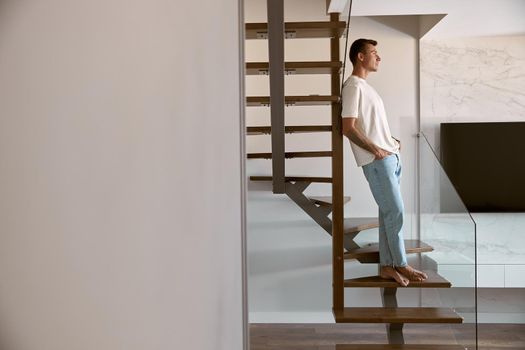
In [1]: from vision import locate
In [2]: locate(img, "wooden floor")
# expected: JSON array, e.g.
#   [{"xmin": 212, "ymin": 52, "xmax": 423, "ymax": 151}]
[{"xmin": 250, "ymin": 323, "xmax": 525, "ymax": 350}]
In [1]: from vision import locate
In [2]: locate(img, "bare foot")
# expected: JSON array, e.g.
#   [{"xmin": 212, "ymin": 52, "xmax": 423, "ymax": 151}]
[
  {"xmin": 380, "ymin": 266, "xmax": 409, "ymax": 287},
  {"xmin": 396, "ymin": 265, "xmax": 428, "ymax": 282}
]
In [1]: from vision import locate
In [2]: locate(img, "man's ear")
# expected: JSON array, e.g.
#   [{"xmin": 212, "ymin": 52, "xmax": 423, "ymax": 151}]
[{"xmin": 357, "ymin": 52, "xmax": 364, "ymax": 62}]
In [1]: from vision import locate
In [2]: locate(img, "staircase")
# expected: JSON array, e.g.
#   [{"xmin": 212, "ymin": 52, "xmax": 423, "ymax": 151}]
[{"xmin": 245, "ymin": 1, "xmax": 466, "ymax": 349}]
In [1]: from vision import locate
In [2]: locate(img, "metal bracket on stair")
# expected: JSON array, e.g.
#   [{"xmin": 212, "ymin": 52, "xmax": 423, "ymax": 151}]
[
  {"xmin": 315, "ymin": 205, "xmax": 332, "ymax": 217},
  {"xmin": 285, "ymin": 181, "xmax": 370, "ymax": 252},
  {"xmin": 284, "ymin": 30, "xmax": 297, "ymax": 39},
  {"xmin": 381, "ymin": 287, "xmax": 405, "ymax": 344},
  {"xmin": 285, "ymin": 181, "xmax": 333, "ymax": 234},
  {"xmin": 285, "ymin": 182, "xmax": 369, "ymax": 252},
  {"xmin": 343, "ymin": 232, "xmax": 361, "ymax": 251}
]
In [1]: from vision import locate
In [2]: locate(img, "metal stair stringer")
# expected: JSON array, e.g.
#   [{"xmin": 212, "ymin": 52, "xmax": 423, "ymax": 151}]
[
  {"xmin": 382, "ymin": 287, "xmax": 405, "ymax": 344},
  {"xmin": 285, "ymin": 181, "xmax": 332, "ymax": 234},
  {"xmin": 285, "ymin": 181, "xmax": 367, "ymax": 252}
]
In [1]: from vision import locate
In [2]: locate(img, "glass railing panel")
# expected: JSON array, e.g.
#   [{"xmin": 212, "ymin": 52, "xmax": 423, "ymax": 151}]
[{"xmin": 418, "ymin": 132, "xmax": 477, "ymax": 349}]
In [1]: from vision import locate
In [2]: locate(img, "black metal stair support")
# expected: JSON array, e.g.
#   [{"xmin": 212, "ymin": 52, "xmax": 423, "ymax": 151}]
[
  {"xmin": 266, "ymin": 0, "xmax": 285, "ymax": 193},
  {"xmin": 382, "ymin": 287, "xmax": 404, "ymax": 344}
]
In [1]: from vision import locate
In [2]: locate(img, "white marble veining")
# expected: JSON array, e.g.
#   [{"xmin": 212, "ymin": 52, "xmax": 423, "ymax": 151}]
[
  {"xmin": 471, "ymin": 213, "xmax": 525, "ymax": 265},
  {"xmin": 421, "ymin": 36, "xmax": 525, "ymax": 119},
  {"xmin": 422, "ymin": 213, "xmax": 525, "ymax": 265},
  {"xmin": 420, "ymin": 213, "xmax": 525, "ymax": 287},
  {"xmin": 420, "ymin": 36, "xmax": 525, "ymax": 150}
]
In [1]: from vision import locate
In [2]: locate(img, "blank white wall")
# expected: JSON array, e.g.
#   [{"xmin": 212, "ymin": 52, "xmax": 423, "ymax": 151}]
[{"xmin": 0, "ymin": 1, "xmax": 244, "ymax": 349}]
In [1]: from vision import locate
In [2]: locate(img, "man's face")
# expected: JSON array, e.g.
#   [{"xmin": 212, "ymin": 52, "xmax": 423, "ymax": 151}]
[{"xmin": 360, "ymin": 44, "xmax": 381, "ymax": 72}]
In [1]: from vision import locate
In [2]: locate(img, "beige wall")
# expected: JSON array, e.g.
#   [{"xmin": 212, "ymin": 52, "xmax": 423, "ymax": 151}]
[{"xmin": 0, "ymin": 1, "xmax": 245, "ymax": 349}]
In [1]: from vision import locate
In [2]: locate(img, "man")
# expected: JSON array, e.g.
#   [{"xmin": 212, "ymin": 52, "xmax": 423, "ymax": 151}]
[{"xmin": 341, "ymin": 38, "xmax": 427, "ymax": 286}]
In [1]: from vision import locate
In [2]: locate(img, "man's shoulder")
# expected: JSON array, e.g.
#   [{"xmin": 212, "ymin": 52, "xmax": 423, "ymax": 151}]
[{"xmin": 343, "ymin": 75, "xmax": 362, "ymax": 87}]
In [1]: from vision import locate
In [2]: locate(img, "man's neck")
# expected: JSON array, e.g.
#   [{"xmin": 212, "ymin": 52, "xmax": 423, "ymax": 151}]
[{"xmin": 351, "ymin": 66, "xmax": 369, "ymax": 80}]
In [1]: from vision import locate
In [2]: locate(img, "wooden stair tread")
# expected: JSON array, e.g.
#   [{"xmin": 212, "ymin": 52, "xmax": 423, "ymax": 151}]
[
  {"xmin": 250, "ymin": 176, "xmax": 332, "ymax": 183},
  {"xmin": 334, "ymin": 307, "xmax": 463, "ymax": 324},
  {"xmin": 246, "ymin": 125, "xmax": 332, "ymax": 135},
  {"xmin": 246, "ymin": 61, "xmax": 342, "ymax": 75},
  {"xmin": 245, "ymin": 21, "xmax": 346, "ymax": 39},
  {"xmin": 344, "ymin": 270, "xmax": 451, "ymax": 288},
  {"xmin": 309, "ymin": 196, "xmax": 351, "ymax": 207},
  {"xmin": 344, "ymin": 240, "xmax": 433, "ymax": 260},
  {"xmin": 344, "ymin": 217, "xmax": 379, "ymax": 234},
  {"xmin": 247, "ymin": 95, "xmax": 339, "ymax": 106},
  {"xmin": 247, "ymin": 151, "xmax": 332, "ymax": 159},
  {"xmin": 336, "ymin": 345, "xmax": 466, "ymax": 350}
]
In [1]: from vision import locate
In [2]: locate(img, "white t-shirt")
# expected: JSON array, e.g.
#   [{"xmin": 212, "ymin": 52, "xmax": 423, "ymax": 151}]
[{"xmin": 341, "ymin": 75, "xmax": 399, "ymax": 167}]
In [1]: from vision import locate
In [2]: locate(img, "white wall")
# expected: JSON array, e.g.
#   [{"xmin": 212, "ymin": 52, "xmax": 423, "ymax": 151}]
[
  {"xmin": 246, "ymin": 0, "xmax": 420, "ymax": 321},
  {"xmin": 0, "ymin": 1, "xmax": 245, "ymax": 349}
]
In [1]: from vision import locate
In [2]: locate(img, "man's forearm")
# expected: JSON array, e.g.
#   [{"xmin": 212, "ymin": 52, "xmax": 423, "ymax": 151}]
[
  {"xmin": 343, "ymin": 126, "xmax": 392, "ymax": 160},
  {"xmin": 343, "ymin": 127, "xmax": 380, "ymax": 155}
]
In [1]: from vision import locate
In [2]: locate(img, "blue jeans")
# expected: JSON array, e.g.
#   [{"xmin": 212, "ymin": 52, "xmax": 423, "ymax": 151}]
[{"xmin": 362, "ymin": 154, "xmax": 407, "ymax": 267}]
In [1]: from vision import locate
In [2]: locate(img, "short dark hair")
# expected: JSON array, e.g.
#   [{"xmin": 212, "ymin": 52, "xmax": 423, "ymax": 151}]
[{"xmin": 349, "ymin": 39, "xmax": 377, "ymax": 65}]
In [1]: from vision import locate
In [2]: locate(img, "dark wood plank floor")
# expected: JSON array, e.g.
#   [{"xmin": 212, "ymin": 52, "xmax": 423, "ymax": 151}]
[{"xmin": 250, "ymin": 323, "xmax": 525, "ymax": 350}]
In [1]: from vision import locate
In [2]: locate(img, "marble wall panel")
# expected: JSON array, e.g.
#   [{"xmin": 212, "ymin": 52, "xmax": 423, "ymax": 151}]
[{"xmin": 420, "ymin": 36, "xmax": 525, "ymax": 151}]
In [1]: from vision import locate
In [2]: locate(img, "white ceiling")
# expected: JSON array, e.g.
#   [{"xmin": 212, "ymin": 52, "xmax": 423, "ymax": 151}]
[{"xmin": 333, "ymin": 0, "xmax": 525, "ymax": 38}]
